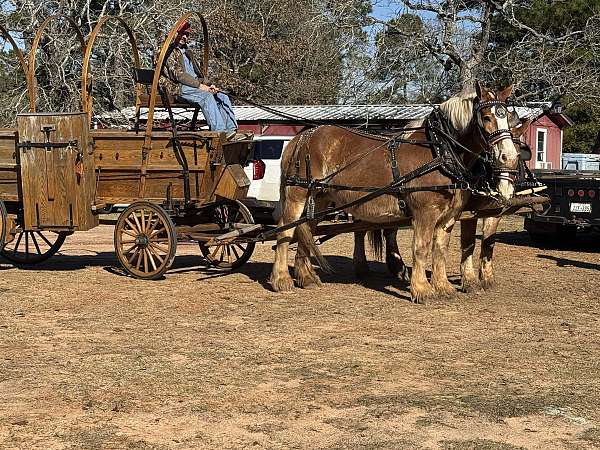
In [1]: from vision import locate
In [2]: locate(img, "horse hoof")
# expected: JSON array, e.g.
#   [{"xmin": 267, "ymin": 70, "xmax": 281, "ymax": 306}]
[
  {"xmin": 297, "ymin": 274, "xmax": 322, "ymax": 289},
  {"xmin": 270, "ymin": 274, "xmax": 295, "ymax": 292},
  {"xmin": 299, "ymin": 281, "xmax": 319, "ymax": 289},
  {"xmin": 410, "ymin": 286, "xmax": 435, "ymax": 304},
  {"xmin": 386, "ymin": 258, "xmax": 405, "ymax": 278},
  {"xmin": 480, "ymin": 277, "xmax": 496, "ymax": 291},
  {"xmin": 434, "ymin": 283, "xmax": 457, "ymax": 298},
  {"xmin": 399, "ymin": 267, "xmax": 411, "ymax": 284},
  {"xmin": 461, "ymin": 278, "xmax": 481, "ymax": 293}
]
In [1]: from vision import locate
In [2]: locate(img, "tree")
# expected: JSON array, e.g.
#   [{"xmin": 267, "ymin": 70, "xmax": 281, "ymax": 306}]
[
  {"xmin": 0, "ymin": 0, "xmax": 371, "ymax": 127},
  {"xmin": 487, "ymin": 0, "xmax": 600, "ymax": 153}
]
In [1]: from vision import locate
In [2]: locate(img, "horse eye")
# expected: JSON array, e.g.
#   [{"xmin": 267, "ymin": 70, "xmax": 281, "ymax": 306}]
[{"xmin": 483, "ymin": 115, "xmax": 492, "ymax": 123}]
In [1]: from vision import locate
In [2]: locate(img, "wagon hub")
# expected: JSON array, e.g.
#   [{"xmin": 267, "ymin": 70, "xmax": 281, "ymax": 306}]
[{"xmin": 135, "ymin": 234, "xmax": 150, "ymax": 248}]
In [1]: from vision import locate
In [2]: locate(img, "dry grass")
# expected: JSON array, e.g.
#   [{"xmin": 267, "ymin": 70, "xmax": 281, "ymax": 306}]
[{"xmin": 0, "ymin": 216, "xmax": 599, "ymax": 449}]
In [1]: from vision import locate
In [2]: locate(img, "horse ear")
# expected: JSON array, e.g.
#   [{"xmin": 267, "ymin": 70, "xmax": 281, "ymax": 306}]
[
  {"xmin": 512, "ymin": 118, "xmax": 532, "ymax": 137},
  {"xmin": 475, "ymin": 80, "xmax": 483, "ymax": 99},
  {"xmin": 498, "ymin": 84, "xmax": 514, "ymax": 102},
  {"xmin": 475, "ymin": 81, "xmax": 493, "ymax": 100}
]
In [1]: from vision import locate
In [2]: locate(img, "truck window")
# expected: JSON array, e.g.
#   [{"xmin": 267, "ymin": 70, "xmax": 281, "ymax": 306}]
[
  {"xmin": 564, "ymin": 161, "xmax": 579, "ymax": 170},
  {"xmin": 254, "ymin": 141, "xmax": 285, "ymax": 160}
]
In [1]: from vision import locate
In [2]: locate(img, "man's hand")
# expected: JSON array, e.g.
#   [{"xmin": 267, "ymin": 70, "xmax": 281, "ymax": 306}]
[{"xmin": 199, "ymin": 83, "xmax": 220, "ymax": 94}]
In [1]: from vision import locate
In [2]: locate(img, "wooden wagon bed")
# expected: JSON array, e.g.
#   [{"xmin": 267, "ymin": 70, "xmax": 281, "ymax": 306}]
[{"xmin": 0, "ymin": 127, "xmax": 253, "ymax": 207}]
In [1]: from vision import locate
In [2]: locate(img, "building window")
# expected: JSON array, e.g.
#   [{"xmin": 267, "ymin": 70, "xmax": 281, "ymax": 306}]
[{"xmin": 536, "ymin": 129, "xmax": 547, "ymax": 168}]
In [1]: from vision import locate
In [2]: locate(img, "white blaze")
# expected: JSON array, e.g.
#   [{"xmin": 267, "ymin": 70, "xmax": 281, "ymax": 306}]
[{"xmin": 492, "ymin": 106, "xmax": 518, "ymax": 200}]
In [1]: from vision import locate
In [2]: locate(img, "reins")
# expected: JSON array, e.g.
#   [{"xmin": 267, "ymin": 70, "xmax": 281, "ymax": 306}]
[{"xmin": 224, "ymin": 92, "xmax": 530, "ymax": 213}]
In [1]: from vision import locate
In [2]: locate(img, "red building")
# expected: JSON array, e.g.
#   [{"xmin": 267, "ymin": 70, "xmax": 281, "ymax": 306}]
[{"xmin": 519, "ymin": 111, "xmax": 573, "ymax": 170}]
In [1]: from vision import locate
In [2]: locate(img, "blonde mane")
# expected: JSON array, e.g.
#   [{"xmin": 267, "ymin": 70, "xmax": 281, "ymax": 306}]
[{"xmin": 438, "ymin": 91, "xmax": 477, "ymax": 134}]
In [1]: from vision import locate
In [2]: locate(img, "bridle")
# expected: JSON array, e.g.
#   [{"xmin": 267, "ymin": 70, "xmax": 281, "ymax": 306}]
[{"xmin": 474, "ymin": 99, "xmax": 518, "ymax": 184}]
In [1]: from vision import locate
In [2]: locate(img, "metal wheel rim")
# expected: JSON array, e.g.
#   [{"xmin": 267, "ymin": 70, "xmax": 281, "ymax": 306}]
[
  {"xmin": 0, "ymin": 229, "xmax": 67, "ymax": 265},
  {"xmin": 199, "ymin": 200, "xmax": 255, "ymax": 270},
  {"xmin": 114, "ymin": 202, "xmax": 177, "ymax": 279}
]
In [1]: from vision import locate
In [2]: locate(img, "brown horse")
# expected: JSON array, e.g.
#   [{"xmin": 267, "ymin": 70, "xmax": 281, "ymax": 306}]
[
  {"xmin": 270, "ymin": 83, "xmax": 520, "ymax": 302},
  {"xmin": 353, "ymin": 117, "xmax": 532, "ymax": 292}
]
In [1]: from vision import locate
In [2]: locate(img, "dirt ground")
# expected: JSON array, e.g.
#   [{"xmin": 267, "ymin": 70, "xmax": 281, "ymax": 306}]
[{"xmin": 0, "ymin": 216, "xmax": 599, "ymax": 450}]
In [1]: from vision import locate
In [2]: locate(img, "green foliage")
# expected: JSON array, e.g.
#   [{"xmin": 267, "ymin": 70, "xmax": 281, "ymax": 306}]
[
  {"xmin": 563, "ymin": 104, "xmax": 600, "ymax": 153},
  {"xmin": 489, "ymin": 0, "xmax": 600, "ymax": 153},
  {"xmin": 367, "ymin": 13, "xmax": 450, "ymax": 103},
  {"xmin": 492, "ymin": 0, "xmax": 600, "ymax": 42}
]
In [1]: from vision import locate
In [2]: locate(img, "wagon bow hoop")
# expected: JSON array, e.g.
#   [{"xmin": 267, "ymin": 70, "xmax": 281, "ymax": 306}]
[
  {"xmin": 28, "ymin": 15, "xmax": 87, "ymax": 113},
  {"xmin": 142, "ymin": 11, "xmax": 210, "ymax": 141},
  {"xmin": 81, "ymin": 16, "xmax": 141, "ymax": 124}
]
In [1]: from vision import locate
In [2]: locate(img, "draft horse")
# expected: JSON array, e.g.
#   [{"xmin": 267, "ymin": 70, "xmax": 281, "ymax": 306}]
[
  {"xmin": 354, "ymin": 117, "xmax": 532, "ymax": 291},
  {"xmin": 270, "ymin": 83, "xmax": 520, "ymax": 302}
]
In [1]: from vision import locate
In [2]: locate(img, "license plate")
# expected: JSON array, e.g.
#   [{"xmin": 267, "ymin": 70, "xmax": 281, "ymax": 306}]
[{"xmin": 570, "ymin": 202, "xmax": 592, "ymax": 213}]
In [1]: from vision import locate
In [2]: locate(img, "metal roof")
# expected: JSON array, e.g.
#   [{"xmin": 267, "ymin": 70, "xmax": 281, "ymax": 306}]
[
  {"xmin": 116, "ymin": 102, "xmax": 556, "ymax": 124},
  {"xmin": 232, "ymin": 104, "xmax": 435, "ymax": 121}
]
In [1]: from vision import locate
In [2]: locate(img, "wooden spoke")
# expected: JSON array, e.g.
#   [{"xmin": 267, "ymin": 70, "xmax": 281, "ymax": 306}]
[
  {"xmin": 140, "ymin": 208, "xmax": 146, "ymax": 233},
  {"xmin": 12, "ymin": 232, "xmax": 23, "ymax": 255},
  {"xmin": 128, "ymin": 247, "xmax": 141, "ymax": 265},
  {"xmin": 146, "ymin": 217, "xmax": 160, "ymax": 236},
  {"xmin": 1, "ymin": 230, "xmax": 67, "ymax": 265},
  {"xmin": 132, "ymin": 211, "xmax": 143, "ymax": 235},
  {"xmin": 135, "ymin": 250, "xmax": 143, "ymax": 271},
  {"xmin": 149, "ymin": 242, "xmax": 169, "ymax": 254},
  {"xmin": 36, "ymin": 231, "xmax": 53, "ymax": 247},
  {"xmin": 143, "ymin": 247, "xmax": 148, "ymax": 273},
  {"xmin": 124, "ymin": 218, "xmax": 139, "ymax": 234},
  {"xmin": 209, "ymin": 244, "xmax": 221, "ymax": 261},
  {"xmin": 123, "ymin": 243, "xmax": 138, "ymax": 256},
  {"xmin": 121, "ymin": 229, "xmax": 139, "ymax": 239},
  {"xmin": 31, "ymin": 233, "xmax": 42, "ymax": 255},
  {"xmin": 150, "ymin": 228, "xmax": 166, "ymax": 239},
  {"xmin": 198, "ymin": 201, "xmax": 256, "ymax": 270},
  {"xmin": 146, "ymin": 249, "xmax": 158, "ymax": 272},
  {"xmin": 147, "ymin": 245, "xmax": 165, "ymax": 265}
]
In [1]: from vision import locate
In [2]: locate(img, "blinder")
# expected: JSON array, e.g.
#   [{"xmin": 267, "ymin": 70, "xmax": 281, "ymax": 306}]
[
  {"xmin": 515, "ymin": 139, "xmax": 532, "ymax": 161},
  {"xmin": 475, "ymin": 100, "xmax": 509, "ymax": 129},
  {"xmin": 474, "ymin": 99, "xmax": 517, "ymax": 173}
]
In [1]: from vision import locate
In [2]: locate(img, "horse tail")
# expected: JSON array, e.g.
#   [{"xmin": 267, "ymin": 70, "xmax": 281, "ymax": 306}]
[
  {"xmin": 295, "ymin": 222, "xmax": 332, "ymax": 273},
  {"xmin": 367, "ymin": 229, "xmax": 384, "ymax": 261},
  {"xmin": 272, "ymin": 135, "xmax": 301, "ymax": 222}
]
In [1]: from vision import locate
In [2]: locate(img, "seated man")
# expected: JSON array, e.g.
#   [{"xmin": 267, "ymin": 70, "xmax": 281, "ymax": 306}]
[{"xmin": 163, "ymin": 21, "xmax": 237, "ymax": 134}]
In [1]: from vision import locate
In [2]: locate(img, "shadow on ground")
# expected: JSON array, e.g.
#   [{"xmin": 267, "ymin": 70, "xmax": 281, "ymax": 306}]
[
  {"xmin": 537, "ymin": 254, "xmax": 600, "ymax": 271},
  {"xmin": 493, "ymin": 230, "xmax": 600, "ymax": 252}
]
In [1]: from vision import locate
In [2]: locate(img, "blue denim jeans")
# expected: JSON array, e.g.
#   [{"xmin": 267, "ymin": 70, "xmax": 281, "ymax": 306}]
[{"xmin": 181, "ymin": 88, "xmax": 237, "ymax": 132}]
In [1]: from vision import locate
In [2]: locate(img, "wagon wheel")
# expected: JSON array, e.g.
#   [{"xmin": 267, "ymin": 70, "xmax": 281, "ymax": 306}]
[
  {"xmin": 0, "ymin": 200, "xmax": 6, "ymax": 254},
  {"xmin": 0, "ymin": 229, "xmax": 68, "ymax": 265},
  {"xmin": 114, "ymin": 202, "xmax": 177, "ymax": 279},
  {"xmin": 198, "ymin": 200, "xmax": 256, "ymax": 270}
]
